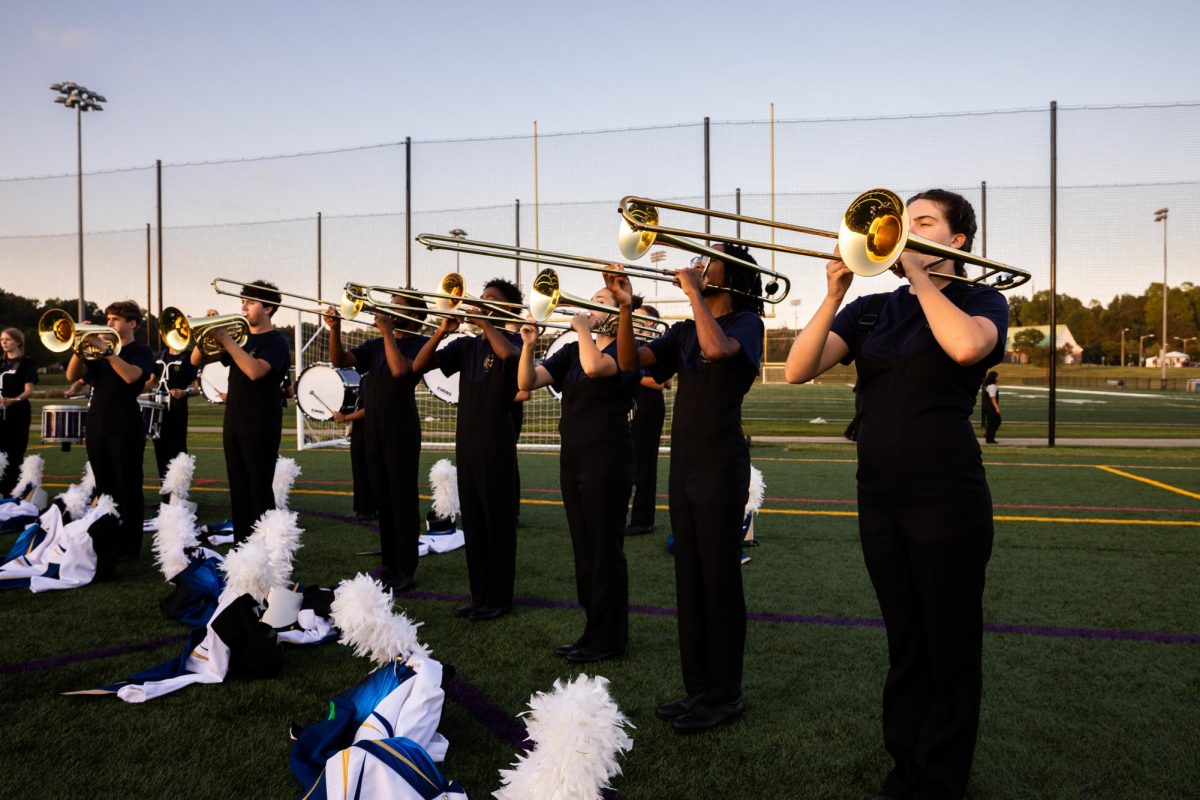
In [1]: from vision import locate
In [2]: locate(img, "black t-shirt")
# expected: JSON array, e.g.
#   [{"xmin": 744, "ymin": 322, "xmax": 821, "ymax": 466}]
[
  {"xmin": 84, "ymin": 341, "xmax": 155, "ymax": 431},
  {"xmin": 151, "ymin": 350, "xmax": 198, "ymax": 392},
  {"xmin": 542, "ymin": 340, "xmax": 639, "ymax": 448},
  {"xmin": 1, "ymin": 356, "xmax": 38, "ymax": 399},
  {"xmin": 437, "ymin": 330, "xmax": 522, "ymax": 450},
  {"xmin": 351, "ymin": 334, "xmax": 429, "ymax": 439},
  {"xmin": 221, "ymin": 330, "xmax": 291, "ymax": 425}
]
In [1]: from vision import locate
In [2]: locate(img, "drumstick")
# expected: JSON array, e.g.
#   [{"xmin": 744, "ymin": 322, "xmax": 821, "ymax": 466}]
[{"xmin": 308, "ymin": 390, "xmax": 338, "ymax": 416}]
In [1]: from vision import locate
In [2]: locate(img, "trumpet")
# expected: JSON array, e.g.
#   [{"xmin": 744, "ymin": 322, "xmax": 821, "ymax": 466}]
[
  {"xmin": 211, "ymin": 277, "xmax": 438, "ymax": 333},
  {"xmin": 617, "ymin": 189, "xmax": 1031, "ymax": 291},
  {"xmin": 38, "ymin": 309, "xmax": 122, "ymax": 359},
  {"xmin": 159, "ymin": 307, "xmax": 250, "ymax": 356},
  {"xmin": 529, "ymin": 268, "xmax": 667, "ymax": 337}
]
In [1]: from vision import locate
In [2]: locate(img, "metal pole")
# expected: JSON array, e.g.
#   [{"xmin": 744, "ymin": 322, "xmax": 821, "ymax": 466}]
[
  {"xmin": 980, "ymin": 180, "xmax": 988, "ymax": 260},
  {"xmin": 533, "ymin": 122, "xmax": 540, "ymax": 251},
  {"xmin": 76, "ymin": 106, "xmax": 84, "ymax": 320},
  {"xmin": 1048, "ymin": 101, "xmax": 1058, "ymax": 447},
  {"xmin": 514, "ymin": 198, "xmax": 521, "ymax": 285},
  {"xmin": 703, "ymin": 116, "xmax": 711, "ymax": 236},
  {"xmin": 316, "ymin": 212, "xmax": 323, "ymax": 301},
  {"xmin": 156, "ymin": 159, "xmax": 163, "ymax": 347},
  {"xmin": 1120, "ymin": 329, "xmax": 1126, "ymax": 368},
  {"xmin": 145, "ymin": 223, "xmax": 152, "ymax": 346},
  {"xmin": 405, "ymin": 137, "xmax": 412, "ymax": 287},
  {"xmin": 1161, "ymin": 215, "xmax": 1168, "ymax": 389},
  {"xmin": 735, "ymin": 187, "xmax": 741, "ymax": 238},
  {"xmin": 769, "ymin": 102, "xmax": 776, "ymax": 273}
]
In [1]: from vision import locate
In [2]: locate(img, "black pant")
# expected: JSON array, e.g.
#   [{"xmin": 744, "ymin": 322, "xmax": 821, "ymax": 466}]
[
  {"xmin": 349, "ymin": 420, "xmax": 375, "ymax": 517},
  {"xmin": 629, "ymin": 390, "xmax": 665, "ymax": 529},
  {"xmin": 560, "ymin": 445, "xmax": 631, "ymax": 652},
  {"xmin": 224, "ymin": 417, "xmax": 281, "ymax": 541},
  {"xmin": 366, "ymin": 421, "xmax": 420, "ymax": 579},
  {"xmin": 669, "ymin": 470, "xmax": 748, "ymax": 704},
  {"xmin": 0, "ymin": 402, "xmax": 31, "ymax": 497},
  {"xmin": 983, "ymin": 412, "xmax": 1001, "ymax": 443},
  {"xmin": 859, "ymin": 489, "xmax": 993, "ymax": 800},
  {"xmin": 152, "ymin": 400, "xmax": 188, "ymax": 479},
  {"xmin": 86, "ymin": 419, "xmax": 146, "ymax": 558},
  {"xmin": 458, "ymin": 442, "xmax": 517, "ymax": 610}
]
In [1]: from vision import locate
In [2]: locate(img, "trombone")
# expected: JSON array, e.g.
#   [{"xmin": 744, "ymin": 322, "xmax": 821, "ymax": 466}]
[
  {"xmin": 355, "ymin": 276, "xmax": 533, "ymax": 328},
  {"xmin": 38, "ymin": 309, "xmax": 122, "ymax": 359},
  {"xmin": 159, "ymin": 307, "xmax": 250, "ymax": 356},
  {"xmin": 211, "ymin": 277, "xmax": 438, "ymax": 333},
  {"xmin": 618, "ymin": 189, "xmax": 1031, "ymax": 291},
  {"xmin": 530, "ymin": 268, "xmax": 667, "ymax": 337}
]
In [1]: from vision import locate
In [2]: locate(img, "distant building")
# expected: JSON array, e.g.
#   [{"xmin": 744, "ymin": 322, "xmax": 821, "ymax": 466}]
[
  {"xmin": 1005, "ymin": 324, "xmax": 1083, "ymax": 364},
  {"xmin": 1145, "ymin": 350, "xmax": 1191, "ymax": 368}
]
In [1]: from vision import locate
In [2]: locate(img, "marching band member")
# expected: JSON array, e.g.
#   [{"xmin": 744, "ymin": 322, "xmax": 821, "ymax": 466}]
[
  {"xmin": 784, "ymin": 189, "xmax": 1006, "ymax": 800},
  {"xmin": 192, "ymin": 281, "xmax": 290, "ymax": 543},
  {"xmin": 146, "ymin": 335, "xmax": 199, "ymax": 480},
  {"xmin": 0, "ymin": 328, "xmax": 38, "ymax": 497},
  {"xmin": 626, "ymin": 305, "xmax": 668, "ymax": 536},
  {"xmin": 518, "ymin": 287, "xmax": 638, "ymax": 663},
  {"xmin": 413, "ymin": 278, "xmax": 523, "ymax": 622},
  {"xmin": 325, "ymin": 295, "xmax": 430, "ymax": 593},
  {"xmin": 332, "ymin": 395, "xmax": 374, "ymax": 520},
  {"xmin": 64, "ymin": 301, "xmax": 156, "ymax": 561},
  {"xmin": 612, "ymin": 244, "xmax": 765, "ymax": 734}
]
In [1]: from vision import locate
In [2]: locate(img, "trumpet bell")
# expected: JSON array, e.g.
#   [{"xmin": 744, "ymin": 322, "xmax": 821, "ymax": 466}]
[
  {"xmin": 618, "ymin": 202, "xmax": 659, "ymax": 260},
  {"xmin": 837, "ymin": 189, "xmax": 910, "ymax": 277}
]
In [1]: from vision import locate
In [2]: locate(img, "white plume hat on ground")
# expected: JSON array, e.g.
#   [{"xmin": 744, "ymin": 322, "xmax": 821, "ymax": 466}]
[
  {"xmin": 273, "ymin": 457, "xmax": 302, "ymax": 510},
  {"xmin": 330, "ymin": 573, "xmax": 428, "ymax": 665},
  {"xmin": 429, "ymin": 459, "xmax": 460, "ymax": 519}
]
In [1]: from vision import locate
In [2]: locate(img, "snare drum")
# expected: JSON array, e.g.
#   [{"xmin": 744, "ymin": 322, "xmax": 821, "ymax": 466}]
[
  {"xmin": 420, "ymin": 333, "xmax": 466, "ymax": 405},
  {"xmin": 139, "ymin": 398, "xmax": 165, "ymax": 440},
  {"xmin": 42, "ymin": 404, "xmax": 88, "ymax": 447},
  {"xmin": 199, "ymin": 362, "xmax": 230, "ymax": 404},
  {"xmin": 296, "ymin": 363, "xmax": 361, "ymax": 421}
]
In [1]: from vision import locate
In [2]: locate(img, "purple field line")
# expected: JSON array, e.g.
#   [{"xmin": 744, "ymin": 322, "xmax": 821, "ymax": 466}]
[
  {"xmin": 444, "ymin": 674, "xmax": 530, "ymax": 752},
  {"xmin": 0, "ymin": 633, "xmax": 189, "ymax": 676}
]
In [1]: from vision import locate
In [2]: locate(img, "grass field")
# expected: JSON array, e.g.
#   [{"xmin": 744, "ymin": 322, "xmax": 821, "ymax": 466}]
[{"xmin": 2, "ymin": 435, "xmax": 1198, "ymax": 799}]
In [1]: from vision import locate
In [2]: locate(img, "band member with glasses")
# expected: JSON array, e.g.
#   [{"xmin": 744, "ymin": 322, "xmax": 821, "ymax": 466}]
[
  {"xmin": 784, "ymin": 190, "xmax": 1007, "ymax": 800},
  {"xmin": 192, "ymin": 281, "xmax": 290, "ymax": 543},
  {"xmin": 413, "ymin": 279, "xmax": 523, "ymax": 622},
  {"xmin": 625, "ymin": 305, "xmax": 669, "ymax": 536},
  {"xmin": 0, "ymin": 328, "xmax": 38, "ymax": 497},
  {"xmin": 325, "ymin": 295, "xmax": 430, "ymax": 593},
  {"xmin": 65, "ymin": 301, "xmax": 155, "ymax": 562},
  {"xmin": 612, "ymin": 245, "xmax": 765, "ymax": 734},
  {"xmin": 518, "ymin": 286, "xmax": 639, "ymax": 663},
  {"xmin": 146, "ymin": 335, "xmax": 199, "ymax": 480}
]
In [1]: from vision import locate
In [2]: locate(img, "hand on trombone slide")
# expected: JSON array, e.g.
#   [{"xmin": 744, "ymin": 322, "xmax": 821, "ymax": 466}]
[{"xmin": 603, "ymin": 266, "xmax": 633, "ymax": 307}]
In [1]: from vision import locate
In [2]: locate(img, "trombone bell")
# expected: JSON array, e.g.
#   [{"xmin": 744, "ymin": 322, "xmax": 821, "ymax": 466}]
[
  {"xmin": 838, "ymin": 189, "xmax": 910, "ymax": 277},
  {"xmin": 618, "ymin": 202, "xmax": 659, "ymax": 261}
]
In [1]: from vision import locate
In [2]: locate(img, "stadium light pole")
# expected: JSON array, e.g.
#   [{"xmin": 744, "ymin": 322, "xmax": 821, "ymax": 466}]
[
  {"xmin": 1138, "ymin": 333, "xmax": 1154, "ymax": 368},
  {"xmin": 1154, "ymin": 208, "xmax": 1168, "ymax": 389},
  {"xmin": 1120, "ymin": 327, "xmax": 1130, "ymax": 367},
  {"xmin": 51, "ymin": 82, "xmax": 106, "ymax": 321},
  {"xmin": 1176, "ymin": 336, "xmax": 1197, "ymax": 360},
  {"xmin": 449, "ymin": 227, "xmax": 468, "ymax": 271}
]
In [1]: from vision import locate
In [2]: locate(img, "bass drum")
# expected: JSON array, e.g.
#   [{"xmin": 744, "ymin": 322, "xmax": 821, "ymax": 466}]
[
  {"xmin": 198, "ymin": 362, "xmax": 230, "ymax": 404},
  {"xmin": 421, "ymin": 333, "xmax": 467, "ymax": 405},
  {"xmin": 296, "ymin": 363, "xmax": 361, "ymax": 422},
  {"xmin": 541, "ymin": 330, "xmax": 578, "ymax": 401}
]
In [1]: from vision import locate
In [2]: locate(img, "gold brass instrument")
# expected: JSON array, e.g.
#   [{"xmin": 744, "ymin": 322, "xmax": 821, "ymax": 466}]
[
  {"xmin": 530, "ymin": 268, "xmax": 667, "ymax": 337},
  {"xmin": 38, "ymin": 309, "xmax": 122, "ymax": 359},
  {"xmin": 211, "ymin": 277, "xmax": 438, "ymax": 333},
  {"xmin": 618, "ymin": 189, "xmax": 1031, "ymax": 291},
  {"xmin": 356, "ymin": 275, "xmax": 533, "ymax": 328},
  {"xmin": 159, "ymin": 307, "xmax": 250, "ymax": 356}
]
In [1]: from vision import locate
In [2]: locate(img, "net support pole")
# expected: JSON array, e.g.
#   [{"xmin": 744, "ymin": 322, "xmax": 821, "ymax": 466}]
[
  {"xmin": 156, "ymin": 158, "xmax": 164, "ymax": 349},
  {"xmin": 405, "ymin": 136, "xmax": 412, "ymax": 288},
  {"xmin": 703, "ymin": 116, "xmax": 711, "ymax": 237},
  {"xmin": 980, "ymin": 180, "xmax": 988, "ymax": 259},
  {"xmin": 515, "ymin": 198, "xmax": 521, "ymax": 286},
  {"xmin": 295, "ymin": 309, "xmax": 305, "ymax": 451},
  {"xmin": 735, "ymin": 187, "xmax": 741, "ymax": 237},
  {"xmin": 145, "ymin": 223, "xmax": 152, "ymax": 345},
  {"xmin": 316, "ymin": 212, "xmax": 323, "ymax": 300},
  {"xmin": 1048, "ymin": 101, "xmax": 1058, "ymax": 447},
  {"xmin": 533, "ymin": 121, "xmax": 540, "ymax": 251}
]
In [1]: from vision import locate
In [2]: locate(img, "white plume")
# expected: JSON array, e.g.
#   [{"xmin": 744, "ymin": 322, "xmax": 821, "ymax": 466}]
[
  {"xmin": 494, "ymin": 674, "xmax": 633, "ymax": 800},
  {"xmin": 64, "ymin": 494, "xmax": 120, "ymax": 549},
  {"xmin": 272, "ymin": 457, "xmax": 302, "ymax": 510},
  {"xmin": 220, "ymin": 536, "xmax": 274, "ymax": 602},
  {"xmin": 250, "ymin": 509, "xmax": 303, "ymax": 587},
  {"xmin": 57, "ymin": 482, "xmax": 92, "ymax": 521},
  {"xmin": 330, "ymin": 573, "xmax": 428, "ymax": 665},
  {"xmin": 162, "ymin": 453, "xmax": 196, "ymax": 502},
  {"xmin": 0, "ymin": 452, "xmax": 8, "ymax": 489},
  {"xmin": 80, "ymin": 462, "xmax": 96, "ymax": 497},
  {"xmin": 429, "ymin": 459, "xmax": 460, "ymax": 519},
  {"xmin": 744, "ymin": 465, "xmax": 765, "ymax": 517},
  {"xmin": 153, "ymin": 502, "xmax": 200, "ymax": 581},
  {"xmin": 11, "ymin": 454, "xmax": 44, "ymax": 499}
]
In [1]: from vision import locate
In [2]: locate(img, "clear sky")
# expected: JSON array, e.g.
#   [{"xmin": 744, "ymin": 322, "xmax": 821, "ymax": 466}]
[
  {"xmin": 3, "ymin": 0, "xmax": 1199, "ymax": 175},
  {"xmin": 0, "ymin": 0, "xmax": 1197, "ymax": 321}
]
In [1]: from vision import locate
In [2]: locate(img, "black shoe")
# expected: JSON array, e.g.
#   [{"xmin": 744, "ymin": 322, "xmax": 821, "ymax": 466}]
[
  {"xmin": 384, "ymin": 572, "xmax": 416, "ymax": 593},
  {"xmin": 565, "ymin": 646, "xmax": 623, "ymax": 663},
  {"xmin": 654, "ymin": 693, "xmax": 705, "ymax": 721},
  {"xmin": 671, "ymin": 697, "xmax": 745, "ymax": 734},
  {"xmin": 453, "ymin": 604, "xmax": 478, "ymax": 619},
  {"xmin": 469, "ymin": 606, "xmax": 510, "ymax": 622},
  {"xmin": 624, "ymin": 524, "xmax": 654, "ymax": 536},
  {"xmin": 553, "ymin": 641, "xmax": 583, "ymax": 657}
]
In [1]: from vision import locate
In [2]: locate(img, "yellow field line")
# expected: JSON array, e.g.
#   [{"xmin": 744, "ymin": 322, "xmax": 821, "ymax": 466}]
[{"xmin": 1094, "ymin": 466, "xmax": 1200, "ymax": 501}]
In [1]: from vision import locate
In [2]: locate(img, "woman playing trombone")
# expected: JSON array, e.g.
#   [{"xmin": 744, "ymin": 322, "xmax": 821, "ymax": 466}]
[
  {"xmin": 785, "ymin": 189, "xmax": 1007, "ymax": 800},
  {"xmin": 517, "ymin": 287, "xmax": 639, "ymax": 663}
]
